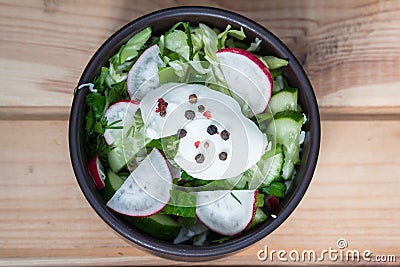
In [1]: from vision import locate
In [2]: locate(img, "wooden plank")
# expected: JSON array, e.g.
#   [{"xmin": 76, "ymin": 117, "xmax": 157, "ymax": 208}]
[
  {"xmin": 1, "ymin": 0, "xmax": 400, "ymax": 112},
  {"xmin": 0, "ymin": 120, "xmax": 399, "ymax": 265},
  {"xmin": 1, "ymin": 105, "xmax": 400, "ymax": 121}
]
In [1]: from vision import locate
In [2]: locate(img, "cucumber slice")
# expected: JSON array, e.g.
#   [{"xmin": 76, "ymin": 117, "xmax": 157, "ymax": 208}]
[
  {"xmin": 266, "ymin": 110, "xmax": 304, "ymax": 180},
  {"xmin": 245, "ymin": 208, "xmax": 268, "ymax": 231},
  {"xmin": 101, "ymin": 169, "xmax": 125, "ymax": 201},
  {"xmin": 259, "ymin": 144, "xmax": 284, "ymax": 187},
  {"xmin": 268, "ymin": 87, "xmax": 298, "ymax": 115},
  {"xmin": 122, "ymin": 213, "xmax": 180, "ymax": 241},
  {"xmin": 282, "ymin": 159, "xmax": 295, "ymax": 180}
]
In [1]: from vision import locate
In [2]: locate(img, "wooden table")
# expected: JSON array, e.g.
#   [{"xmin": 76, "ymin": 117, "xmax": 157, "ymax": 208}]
[{"xmin": 1, "ymin": 0, "xmax": 399, "ymax": 266}]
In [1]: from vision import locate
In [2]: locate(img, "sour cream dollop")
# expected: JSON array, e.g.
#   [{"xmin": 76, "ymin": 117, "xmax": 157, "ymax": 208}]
[{"xmin": 140, "ymin": 83, "xmax": 267, "ymax": 180}]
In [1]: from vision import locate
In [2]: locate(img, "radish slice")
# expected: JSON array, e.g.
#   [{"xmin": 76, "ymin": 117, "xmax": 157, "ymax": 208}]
[
  {"xmin": 194, "ymin": 190, "xmax": 257, "ymax": 236},
  {"xmin": 106, "ymin": 149, "xmax": 172, "ymax": 217},
  {"xmin": 216, "ymin": 48, "xmax": 273, "ymax": 115},
  {"xmin": 87, "ymin": 155, "xmax": 106, "ymax": 189},
  {"xmin": 127, "ymin": 44, "xmax": 165, "ymax": 100},
  {"xmin": 166, "ymin": 160, "xmax": 181, "ymax": 180},
  {"xmin": 104, "ymin": 100, "xmax": 139, "ymax": 145}
]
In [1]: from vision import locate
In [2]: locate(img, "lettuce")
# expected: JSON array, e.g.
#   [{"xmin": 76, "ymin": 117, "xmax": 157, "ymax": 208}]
[
  {"xmin": 261, "ymin": 56, "xmax": 289, "ymax": 69},
  {"xmin": 217, "ymin": 25, "xmax": 245, "ymax": 49},
  {"xmin": 247, "ymin": 37, "xmax": 262, "ymax": 52},
  {"xmin": 105, "ymin": 27, "xmax": 152, "ymax": 86},
  {"xmin": 165, "ymin": 30, "xmax": 190, "ymax": 61},
  {"xmin": 119, "ymin": 27, "xmax": 152, "ymax": 64},
  {"xmin": 198, "ymin": 23, "xmax": 218, "ymax": 62}
]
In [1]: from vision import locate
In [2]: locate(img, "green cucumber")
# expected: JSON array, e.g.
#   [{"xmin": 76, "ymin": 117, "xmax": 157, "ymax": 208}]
[
  {"xmin": 122, "ymin": 213, "xmax": 180, "ymax": 241},
  {"xmin": 282, "ymin": 159, "xmax": 295, "ymax": 180},
  {"xmin": 268, "ymin": 87, "xmax": 298, "ymax": 115},
  {"xmin": 266, "ymin": 110, "xmax": 304, "ymax": 180},
  {"xmin": 245, "ymin": 208, "xmax": 268, "ymax": 231},
  {"xmin": 259, "ymin": 144, "xmax": 284, "ymax": 187},
  {"xmin": 101, "ymin": 169, "xmax": 124, "ymax": 201}
]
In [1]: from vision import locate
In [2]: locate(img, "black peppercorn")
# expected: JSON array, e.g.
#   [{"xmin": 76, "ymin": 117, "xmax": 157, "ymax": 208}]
[
  {"xmin": 207, "ymin": 125, "xmax": 218, "ymax": 135},
  {"xmin": 220, "ymin": 130, "xmax": 230, "ymax": 141},
  {"xmin": 184, "ymin": 110, "xmax": 196, "ymax": 120},
  {"xmin": 195, "ymin": 153, "xmax": 205, "ymax": 163},
  {"xmin": 197, "ymin": 105, "xmax": 205, "ymax": 113},
  {"xmin": 189, "ymin": 94, "xmax": 197, "ymax": 104},
  {"xmin": 219, "ymin": 152, "xmax": 227, "ymax": 161},
  {"xmin": 177, "ymin": 129, "xmax": 187, "ymax": 138}
]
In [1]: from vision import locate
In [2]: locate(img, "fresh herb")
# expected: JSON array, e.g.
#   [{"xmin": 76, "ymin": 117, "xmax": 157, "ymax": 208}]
[
  {"xmin": 161, "ymin": 188, "xmax": 196, "ymax": 217},
  {"xmin": 230, "ymin": 192, "xmax": 242, "ymax": 205},
  {"xmin": 146, "ymin": 135, "xmax": 180, "ymax": 159},
  {"xmin": 180, "ymin": 171, "xmax": 195, "ymax": 181},
  {"xmin": 260, "ymin": 181, "xmax": 287, "ymax": 198},
  {"xmin": 93, "ymin": 67, "xmax": 109, "ymax": 93},
  {"xmin": 211, "ymin": 236, "xmax": 232, "ymax": 244},
  {"xmin": 107, "ymin": 81, "xmax": 129, "ymax": 105}
]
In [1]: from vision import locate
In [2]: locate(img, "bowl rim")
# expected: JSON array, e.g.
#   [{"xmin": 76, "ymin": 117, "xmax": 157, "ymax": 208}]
[{"xmin": 69, "ymin": 6, "xmax": 320, "ymax": 261}]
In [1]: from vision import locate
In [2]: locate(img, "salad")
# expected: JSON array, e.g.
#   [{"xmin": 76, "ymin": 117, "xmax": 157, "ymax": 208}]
[{"xmin": 81, "ymin": 22, "xmax": 306, "ymax": 245}]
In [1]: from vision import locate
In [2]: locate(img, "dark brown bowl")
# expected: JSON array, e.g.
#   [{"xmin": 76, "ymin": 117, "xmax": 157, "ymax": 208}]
[{"xmin": 69, "ymin": 6, "xmax": 320, "ymax": 261}]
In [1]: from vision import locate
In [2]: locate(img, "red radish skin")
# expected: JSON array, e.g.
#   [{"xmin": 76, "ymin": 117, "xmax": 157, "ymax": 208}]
[
  {"xmin": 104, "ymin": 100, "xmax": 140, "ymax": 145},
  {"xmin": 217, "ymin": 48, "xmax": 273, "ymax": 84},
  {"xmin": 195, "ymin": 190, "xmax": 258, "ymax": 236},
  {"xmin": 87, "ymin": 155, "xmax": 105, "ymax": 189},
  {"xmin": 245, "ymin": 190, "xmax": 258, "ymax": 230},
  {"xmin": 216, "ymin": 48, "xmax": 273, "ymax": 115}
]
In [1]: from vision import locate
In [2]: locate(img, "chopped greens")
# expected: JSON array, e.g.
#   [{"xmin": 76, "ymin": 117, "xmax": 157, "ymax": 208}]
[{"xmin": 161, "ymin": 188, "xmax": 197, "ymax": 217}]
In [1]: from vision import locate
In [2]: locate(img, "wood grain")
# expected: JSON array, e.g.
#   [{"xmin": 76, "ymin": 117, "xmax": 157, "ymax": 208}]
[
  {"xmin": 0, "ymin": 0, "xmax": 400, "ymax": 117},
  {"xmin": 0, "ymin": 120, "xmax": 399, "ymax": 266},
  {"xmin": 1, "ymin": 1, "xmax": 400, "ymax": 266}
]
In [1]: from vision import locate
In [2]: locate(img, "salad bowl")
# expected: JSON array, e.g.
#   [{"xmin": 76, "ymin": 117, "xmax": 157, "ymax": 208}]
[{"xmin": 69, "ymin": 6, "xmax": 320, "ymax": 261}]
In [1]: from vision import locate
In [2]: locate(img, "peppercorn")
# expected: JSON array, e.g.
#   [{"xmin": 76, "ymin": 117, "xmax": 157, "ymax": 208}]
[
  {"xmin": 219, "ymin": 152, "xmax": 227, "ymax": 161},
  {"xmin": 177, "ymin": 129, "xmax": 187, "ymax": 138},
  {"xmin": 184, "ymin": 110, "xmax": 196, "ymax": 120},
  {"xmin": 207, "ymin": 125, "xmax": 218, "ymax": 135},
  {"xmin": 203, "ymin": 111, "xmax": 211, "ymax": 119},
  {"xmin": 198, "ymin": 105, "xmax": 205, "ymax": 113},
  {"xmin": 189, "ymin": 94, "xmax": 197, "ymax": 104},
  {"xmin": 203, "ymin": 142, "xmax": 209, "ymax": 149},
  {"xmin": 158, "ymin": 101, "xmax": 168, "ymax": 110},
  {"xmin": 220, "ymin": 130, "xmax": 230, "ymax": 141},
  {"xmin": 195, "ymin": 153, "xmax": 205, "ymax": 164}
]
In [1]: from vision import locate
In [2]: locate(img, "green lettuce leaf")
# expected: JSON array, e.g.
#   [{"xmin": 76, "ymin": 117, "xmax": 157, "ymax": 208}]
[
  {"xmin": 198, "ymin": 23, "xmax": 218, "ymax": 62},
  {"xmin": 165, "ymin": 30, "xmax": 190, "ymax": 61},
  {"xmin": 247, "ymin": 38, "xmax": 262, "ymax": 52},
  {"xmin": 217, "ymin": 25, "xmax": 245, "ymax": 49},
  {"xmin": 106, "ymin": 27, "xmax": 152, "ymax": 87},
  {"xmin": 119, "ymin": 27, "xmax": 152, "ymax": 63},
  {"xmin": 261, "ymin": 56, "xmax": 288, "ymax": 69}
]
